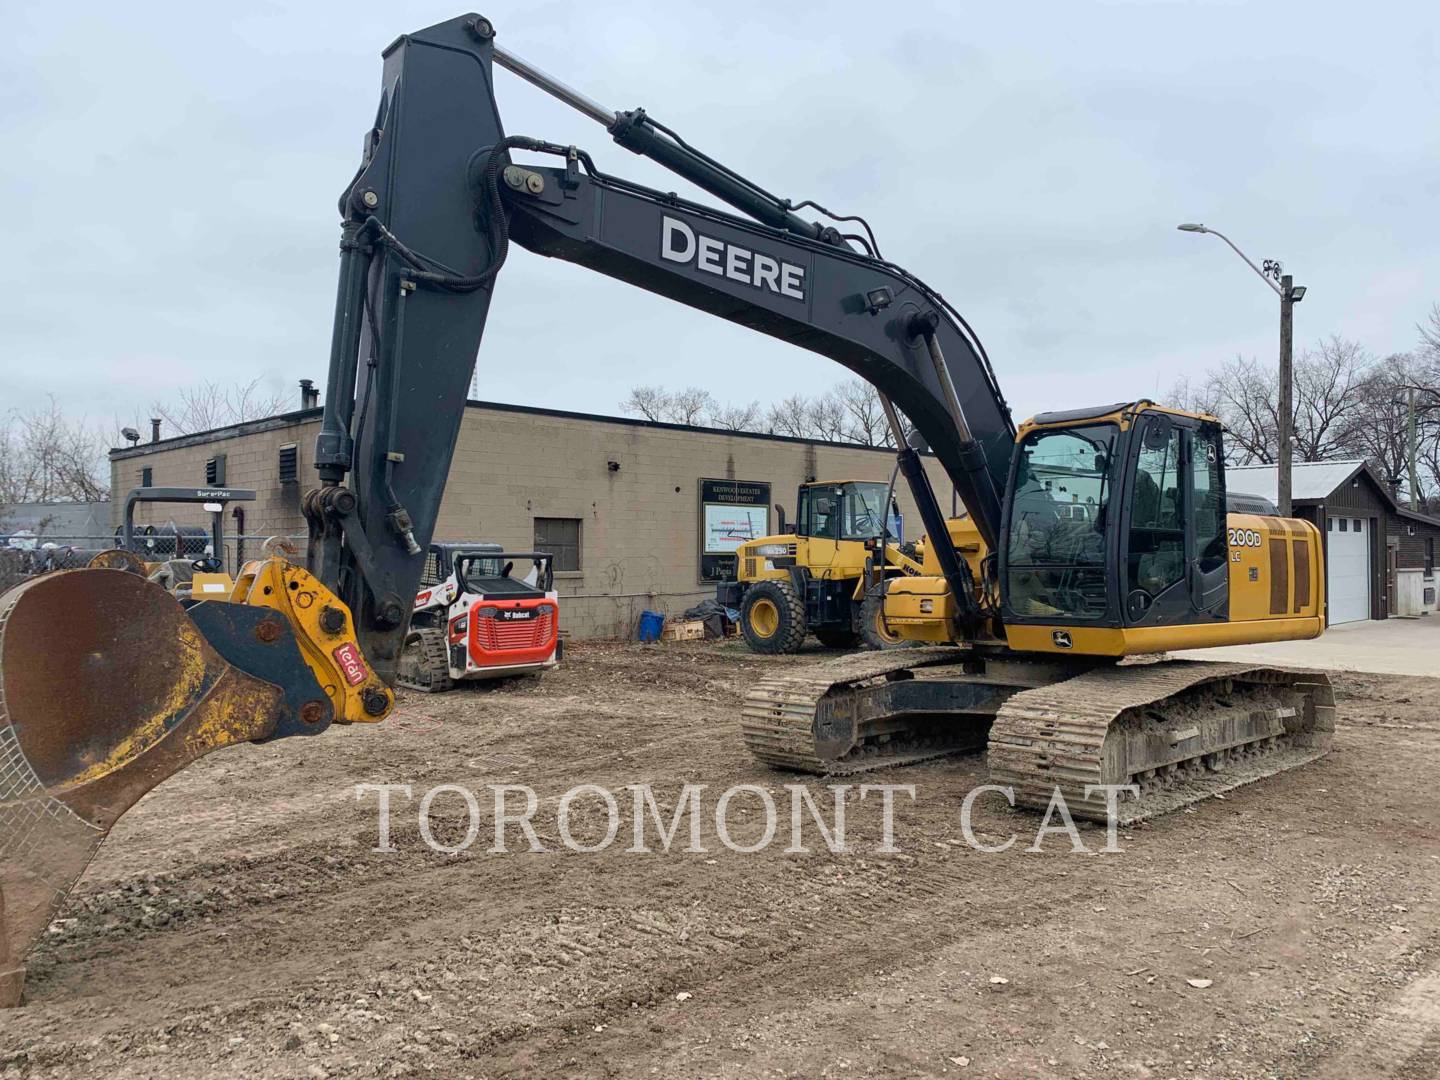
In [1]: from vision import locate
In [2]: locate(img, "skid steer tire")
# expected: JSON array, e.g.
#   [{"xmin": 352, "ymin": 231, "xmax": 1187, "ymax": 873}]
[
  {"xmin": 859, "ymin": 584, "xmax": 917, "ymax": 651},
  {"xmin": 397, "ymin": 628, "xmax": 453, "ymax": 693},
  {"xmin": 740, "ymin": 580, "xmax": 807, "ymax": 655},
  {"xmin": 813, "ymin": 626, "xmax": 860, "ymax": 649}
]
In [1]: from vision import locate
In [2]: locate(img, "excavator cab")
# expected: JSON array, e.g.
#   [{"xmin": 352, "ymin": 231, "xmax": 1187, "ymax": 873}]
[{"xmin": 997, "ymin": 402, "xmax": 1321, "ymax": 655}]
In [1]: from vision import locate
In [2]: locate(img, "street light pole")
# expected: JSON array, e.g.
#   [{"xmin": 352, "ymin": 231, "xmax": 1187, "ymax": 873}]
[
  {"xmin": 1278, "ymin": 274, "xmax": 1296, "ymax": 517},
  {"xmin": 1407, "ymin": 385, "xmax": 1418, "ymax": 507},
  {"xmin": 1177, "ymin": 223, "xmax": 1304, "ymax": 516}
]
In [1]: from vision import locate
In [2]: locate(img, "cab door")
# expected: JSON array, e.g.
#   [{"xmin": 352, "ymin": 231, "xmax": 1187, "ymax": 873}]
[
  {"xmin": 1187, "ymin": 425, "xmax": 1229, "ymax": 620},
  {"xmin": 797, "ymin": 486, "xmax": 842, "ymax": 568},
  {"xmin": 1121, "ymin": 414, "xmax": 1227, "ymax": 626}
]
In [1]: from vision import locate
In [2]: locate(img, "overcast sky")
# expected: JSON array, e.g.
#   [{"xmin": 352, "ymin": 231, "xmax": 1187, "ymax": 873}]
[{"xmin": 4, "ymin": 1, "xmax": 1437, "ymax": 437}]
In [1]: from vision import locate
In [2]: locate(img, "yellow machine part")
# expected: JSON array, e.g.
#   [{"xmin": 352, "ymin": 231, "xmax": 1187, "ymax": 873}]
[
  {"xmin": 884, "ymin": 509, "xmax": 1326, "ymax": 656},
  {"xmin": 878, "ymin": 516, "xmax": 988, "ymax": 642},
  {"xmin": 231, "ymin": 558, "xmax": 394, "ymax": 725},
  {"xmin": 190, "ymin": 571, "xmax": 236, "ymax": 599},
  {"xmin": 0, "ymin": 555, "xmax": 397, "ymax": 1005},
  {"xmin": 1003, "ymin": 513, "xmax": 1325, "ymax": 656},
  {"xmin": 733, "ymin": 535, "xmax": 922, "ymax": 599},
  {"xmin": 878, "ymin": 576, "xmax": 956, "ymax": 641}
]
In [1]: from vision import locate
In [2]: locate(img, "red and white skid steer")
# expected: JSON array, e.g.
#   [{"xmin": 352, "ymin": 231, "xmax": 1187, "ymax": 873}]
[{"xmin": 397, "ymin": 543, "xmax": 561, "ymax": 691}]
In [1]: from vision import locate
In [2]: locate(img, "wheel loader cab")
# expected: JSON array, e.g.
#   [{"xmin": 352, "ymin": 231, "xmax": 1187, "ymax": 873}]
[
  {"xmin": 999, "ymin": 402, "xmax": 1323, "ymax": 655},
  {"xmin": 795, "ymin": 482, "xmax": 897, "ymax": 544}
]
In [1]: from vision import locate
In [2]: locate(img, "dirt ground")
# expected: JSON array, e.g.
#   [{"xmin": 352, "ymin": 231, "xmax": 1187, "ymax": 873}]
[{"xmin": 2, "ymin": 640, "xmax": 1439, "ymax": 1079}]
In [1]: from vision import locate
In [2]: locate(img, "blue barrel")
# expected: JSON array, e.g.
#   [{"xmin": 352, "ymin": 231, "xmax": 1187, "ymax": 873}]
[{"xmin": 638, "ymin": 610, "xmax": 665, "ymax": 642}]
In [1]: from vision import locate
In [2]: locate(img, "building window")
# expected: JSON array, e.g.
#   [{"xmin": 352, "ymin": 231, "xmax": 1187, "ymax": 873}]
[
  {"xmin": 534, "ymin": 517, "xmax": 581, "ymax": 572},
  {"xmin": 1339, "ymin": 519, "xmax": 1347, "ymax": 532},
  {"xmin": 140, "ymin": 466, "xmax": 153, "ymax": 488},
  {"xmin": 1428, "ymin": 538, "xmax": 1435, "ymax": 575}
]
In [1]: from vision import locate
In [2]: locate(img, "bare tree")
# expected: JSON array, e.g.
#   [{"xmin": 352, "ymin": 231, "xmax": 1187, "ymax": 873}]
[
  {"xmin": 765, "ymin": 394, "xmax": 814, "ymax": 439},
  {"xmin": 833, "ymin": 379, "xmax": 895, "ymax": 447},
  {"xmin": 619, "ymin": 385, "xmax": 718, "ymax": 425},
  {"xmin": 1194, "ymin": 355, "xmax": 1279, "ymax": 464},
  {"xmin": 0, "ymin": 398, "xmax": 110, "ymax": 506},
  {"xmin": 1292, "ymin": 336, "xmax": 1370, "ymax": 462},
  {"xmin": 151, "ymin": 377, "xmax": 289, "ymax": 437},
  {"xmin": 1419, "ymin": 302, "xmax": 1440, "ymax": 357},
  {"xmin": 623, "ymin": 379, "xmax": 910, "ymax": 445},
  {"xmin": 803, "ymin": 389, "xmax": 851, "ymax": 443},
  {"xmin": 620, "ymin": 385, "xmax": 671, "ymax": 422},
  {"xmin": 707, "ymin": 399, "xmax": 762, "ymax": 432},
  {"xmin": 667, "ymin": 387, "xmax": 716, "ymax": 426}
]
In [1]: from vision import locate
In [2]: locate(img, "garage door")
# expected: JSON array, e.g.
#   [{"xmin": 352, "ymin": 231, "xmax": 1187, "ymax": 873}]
[{"xmin": 1327, "ymin": 516, "xmax": 1370, "ymax": 623}]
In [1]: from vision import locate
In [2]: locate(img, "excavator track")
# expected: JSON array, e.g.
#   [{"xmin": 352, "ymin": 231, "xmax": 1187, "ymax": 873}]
[
  {"xmin": 740, "ymin": 648, "xmax": 990, "ymax": 773},
  {"xmin": 395, "ymin": 629, "xmax": 453, "ymax": 693},
  {"xmin": 741, "ymin": 652, "xmax": 1334, "ymax": 824},
  {"xmin": 988, "ymin": 661, "xmax": 1335, "ymax": 824}
]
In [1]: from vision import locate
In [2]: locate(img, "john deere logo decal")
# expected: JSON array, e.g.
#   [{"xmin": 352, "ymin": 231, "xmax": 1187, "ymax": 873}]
[{"xmin": 1051, "ymin": 630, "xmax": 1073, "ymax": 649}]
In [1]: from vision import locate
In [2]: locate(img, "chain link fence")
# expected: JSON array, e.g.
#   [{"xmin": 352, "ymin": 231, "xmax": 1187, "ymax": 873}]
[{"xmin": 0, "ymin": 533, "xmax": 309, "ymax": 594}]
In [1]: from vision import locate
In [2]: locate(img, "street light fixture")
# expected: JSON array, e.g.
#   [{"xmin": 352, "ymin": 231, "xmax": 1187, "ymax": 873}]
[{"xmin": 1177, "ymin": 222, "xmax": 1305, "ymax": 516}]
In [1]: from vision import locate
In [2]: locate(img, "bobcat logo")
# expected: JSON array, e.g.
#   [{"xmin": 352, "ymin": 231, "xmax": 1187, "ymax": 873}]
[{"xmin": 1051, "ymin": 630, "xmax": 1073, "ymax": 649}]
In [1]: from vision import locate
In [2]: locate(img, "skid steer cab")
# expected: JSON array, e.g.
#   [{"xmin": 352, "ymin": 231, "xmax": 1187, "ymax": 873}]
[
  {"xmin": 718, "ymin": 479, "xmax": 922, "ymax": 653},
  {"xmin": 399, "ymin": 543, "xmax": 561, "ymax": 692}
]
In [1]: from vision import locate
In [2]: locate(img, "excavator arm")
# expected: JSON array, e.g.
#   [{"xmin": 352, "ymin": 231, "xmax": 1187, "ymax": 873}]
[
  {"xmin": 0, "ymin": 12, "xmax": 1014, "ymax": 1003},
  {"xmin": 314, "ymin": 14, "xmax": 1015, "ymax": 680}
]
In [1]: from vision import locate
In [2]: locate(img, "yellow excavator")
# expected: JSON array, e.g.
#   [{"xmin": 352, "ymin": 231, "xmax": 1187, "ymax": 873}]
[{"xmin": 0, "ymin": 14, "xmax": 1333, "ymax": 1006}]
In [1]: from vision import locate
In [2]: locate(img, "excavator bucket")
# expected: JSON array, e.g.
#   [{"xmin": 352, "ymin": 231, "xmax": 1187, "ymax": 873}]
[{"xmin": 0, "ymin": 569, "xmax": 290, "ymax": 1006}]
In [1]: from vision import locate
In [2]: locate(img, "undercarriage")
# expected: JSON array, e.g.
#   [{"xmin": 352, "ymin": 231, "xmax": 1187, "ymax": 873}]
[{"xmin": 741, "ymin": 649, "xmax": 1334, "ymax": 822}]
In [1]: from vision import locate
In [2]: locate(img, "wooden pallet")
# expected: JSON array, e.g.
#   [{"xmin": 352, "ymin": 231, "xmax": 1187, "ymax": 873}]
[{"xmin": 660, "ymin": 618, "xmax": 706, "ymax": 642}]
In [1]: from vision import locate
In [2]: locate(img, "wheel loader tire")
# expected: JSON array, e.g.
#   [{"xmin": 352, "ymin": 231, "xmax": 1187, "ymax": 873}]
[
  {"xmin": 813, "ymin": 626, "xmax": 860, "ymax": 649},
  {"xmin": 397, "ymin": 628, "xmax": 453, "ymax": 693},
  {"xmin": 859, "ymin": 584, "xmax": 916, "ymax": 651},
  {"xmin": 740, "ymin": 580, "xmax": 807, "ymax": 655}
]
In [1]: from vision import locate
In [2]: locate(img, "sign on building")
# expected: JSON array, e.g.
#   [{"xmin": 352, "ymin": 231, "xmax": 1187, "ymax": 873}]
[{"xmin": 698, "ymin": 478, "xmax": 771, "ymax": 582}]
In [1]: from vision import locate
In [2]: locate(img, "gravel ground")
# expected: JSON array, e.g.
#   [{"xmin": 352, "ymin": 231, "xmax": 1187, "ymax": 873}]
[{"xmin": 2, "ymin": 641, "xmax": 1437, "ymax": 1079}]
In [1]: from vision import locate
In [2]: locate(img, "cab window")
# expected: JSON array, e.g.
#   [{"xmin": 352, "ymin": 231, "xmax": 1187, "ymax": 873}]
[
  {"xmin": 1005, "ymin": 424, "xmax": 1115, "ymax": 619},
  {"xmin": 841, "ymin": 482, "xmax": 891, "ymax": 540},
  {"xmin": 1127, "ymin": 422, "xmax": 1185, "ymax": 599},
  {"xmin": 799, "ymin": 487, "xmax": 843, "ymax": 539}
]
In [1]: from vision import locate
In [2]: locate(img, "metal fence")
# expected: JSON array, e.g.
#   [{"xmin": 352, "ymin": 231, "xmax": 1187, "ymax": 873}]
[{"xmin": 0, "ymin": 533, "xmax": 309, "ymax": 594}]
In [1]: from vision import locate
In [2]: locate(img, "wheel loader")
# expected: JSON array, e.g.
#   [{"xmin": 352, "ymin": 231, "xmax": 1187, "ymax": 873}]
[
  {"xmin": 719, "ymin": 478, "xmax": 924, "ymax": 652},
  {"xmin": 0, "ymin": 13, "xmax": 1333, "ymax": 1006}
]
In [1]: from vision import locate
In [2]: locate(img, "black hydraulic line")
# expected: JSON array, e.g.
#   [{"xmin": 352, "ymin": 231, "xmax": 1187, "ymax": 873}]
[{"xmin": 790, "ymin": 199, "xmax": 883, "ymax": 260}]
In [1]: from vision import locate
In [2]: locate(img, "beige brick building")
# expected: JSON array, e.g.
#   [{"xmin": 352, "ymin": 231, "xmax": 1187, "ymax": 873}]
[{"xmin": 111, "ymin": 401, "xmax": 957, "ymax": 638}]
